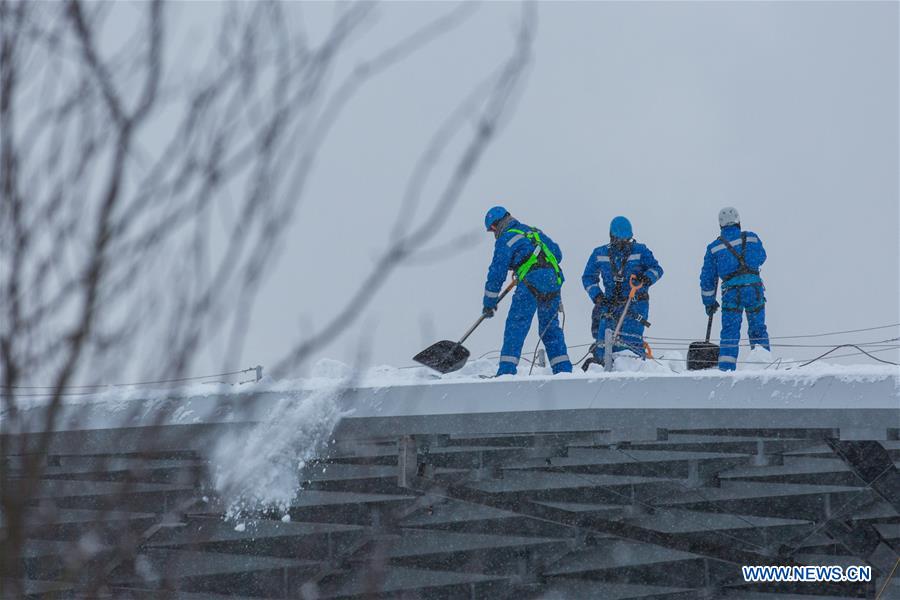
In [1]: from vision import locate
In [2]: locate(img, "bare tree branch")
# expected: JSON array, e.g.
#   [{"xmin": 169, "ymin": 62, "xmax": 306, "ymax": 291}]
[
  {"xmin": 273, "ymin": 4, "xmax": 535, "ymax": 375},
  {"xmin": 0, "ymin": 1, "xmax": 535, "ymax": 594}
]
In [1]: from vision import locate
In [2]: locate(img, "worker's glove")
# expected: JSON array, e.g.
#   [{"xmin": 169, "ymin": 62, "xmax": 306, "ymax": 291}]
[
  {"xmin": 593, "ymin": 294, "xmax": 606, "ymax": 306},
  {"xmin": 482, "ymin": 306, "xmax": 496, "ymax": 319},
  {"xmin": 637, "ymin": 273, "xmax": 652, "ymax": 287},
  {"xmin": 705, "ymin": 301, "xmax": 719, "ymax": 316}
]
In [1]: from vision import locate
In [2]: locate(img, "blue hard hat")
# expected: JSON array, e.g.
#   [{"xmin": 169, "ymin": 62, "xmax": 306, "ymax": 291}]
[
  {"xmin": 485, "ymin": 206, "xmax": 509, "ymax": 231},
  {"xmin": 609, "ymin": 216, "xmax": 632, "ymax": 240}
]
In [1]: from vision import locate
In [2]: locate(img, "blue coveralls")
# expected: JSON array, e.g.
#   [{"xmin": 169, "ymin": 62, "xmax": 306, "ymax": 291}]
[
  {"xmin": 483, "ymin": 220, "xmax": 572, "ymax": 376},
  {"xmin": 700, "ymin": 225, "xmax": 770, "ymax": 371},
  {"xmin": 581, "ymin": 241, "xmax": 663, "ymax": 362}
]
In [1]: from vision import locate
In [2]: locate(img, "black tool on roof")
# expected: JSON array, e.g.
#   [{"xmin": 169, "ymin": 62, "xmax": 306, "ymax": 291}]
[
  {"xmin": 413, "ymin": 279, "xmax": 517, "ymax": 374},
  {"xmin": 688, "ymin": 305, "xmax": 720, "ymax": 371}
]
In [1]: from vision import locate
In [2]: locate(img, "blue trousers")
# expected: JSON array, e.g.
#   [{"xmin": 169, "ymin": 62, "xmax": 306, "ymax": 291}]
[
  {"xmin": 719, "ymin": 285, "xmax": 770, "ymax": 371},
  {"xmin": 592, "ymin": 299, "xmax": 649, "ymax": 362},
  {"xmin": 498, "ymin": 285, "xmax": 572, "ymax": 376}
]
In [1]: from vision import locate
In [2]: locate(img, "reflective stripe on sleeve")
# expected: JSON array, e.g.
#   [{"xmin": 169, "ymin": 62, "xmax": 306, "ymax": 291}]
[
  {"xmin": 484, "ymin": 289, "xmax": 500, "ymax": 298},
  {"xmin": 585, "ymin": 283, "xmax": 600, "ymax": 293},
  {"xmin": 549, "ymin": 354, "xmax": 570, "ymax": 367},
  {"xmin": 647, "ymin": 268, "xmax": 660, "ymax": 280},
  {"xmin": 628, "ymin": 253, "xmax": 641, "ymax": 261},
  {"xmin": 507, "ymin": 234, "xmax": 524, "ymax": 247},
  {"xmin": 701, "ymin": 289, "xmax": 716, "ymax": 297},
  {"xmin": 595, "ymin": 255, "xmax": 610, "ymax": 262}
]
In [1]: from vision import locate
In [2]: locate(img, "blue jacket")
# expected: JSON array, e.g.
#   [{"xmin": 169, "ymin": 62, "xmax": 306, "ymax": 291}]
[
  {"xmin": 483, "ymin": 219, "xmax": 564, "ymax": 309},
  {"xmin": 581, "ymin": 241, "xmax": 663, "ymax": 303},
  {"xmin": 700, "ymin": 225, "xmax": 766, "ymax": 305}
]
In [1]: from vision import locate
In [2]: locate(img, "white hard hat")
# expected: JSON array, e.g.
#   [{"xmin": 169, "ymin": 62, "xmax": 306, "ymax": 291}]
[{"xmin": 718, "ymin": 206, "xmax": 740, "ymax": 228}]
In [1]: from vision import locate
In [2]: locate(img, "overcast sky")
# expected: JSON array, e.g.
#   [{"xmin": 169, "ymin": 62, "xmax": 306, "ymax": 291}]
[{"xmin": 192, "ymin": 1, "xmax": 899, "ymax": 374}]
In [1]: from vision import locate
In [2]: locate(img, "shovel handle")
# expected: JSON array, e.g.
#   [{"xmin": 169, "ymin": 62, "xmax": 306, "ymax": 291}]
[
  {"xmin": 705, "ymin": 281, "xmax": 718, "ymax": 343},
  {"xmin": 458, "ymin": 279, "xmax": 517, "ymax": 345},
  {"xmin": 611, "ymin": 274, "xmax": 644, "ymax": 344}
]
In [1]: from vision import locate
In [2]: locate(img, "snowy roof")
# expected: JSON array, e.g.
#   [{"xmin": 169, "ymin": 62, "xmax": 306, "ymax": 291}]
[{"xmin": 5, "ymin": 362, "xmax": 898, "ymax": 597}]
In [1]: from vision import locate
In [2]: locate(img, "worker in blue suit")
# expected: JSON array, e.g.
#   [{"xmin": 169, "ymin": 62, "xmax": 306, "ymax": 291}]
[
  {"xmin": 700, "ymin": 207, "xmax": 770, "ymax": 371},
  {"xmin": 482, "ymin": 206, "xmax": 572, "ymax": 376},
  {"xmin": 582, "ymin": 216, "xmax": 663, "ymax": 366}
]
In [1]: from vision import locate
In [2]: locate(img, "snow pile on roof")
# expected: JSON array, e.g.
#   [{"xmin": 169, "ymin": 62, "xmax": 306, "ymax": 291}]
[
  {"xmin": 268, "ymin": 349, "xmax": 897, "ymax": 392},
  {"xmin": 9, "ymin": 345, "xmax": 894, "ymax": 414}
]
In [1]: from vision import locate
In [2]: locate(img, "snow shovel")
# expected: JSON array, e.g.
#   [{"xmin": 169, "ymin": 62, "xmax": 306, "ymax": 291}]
[
  {"xmin": 413, "ymin": 279, "xmax": 517, "ymax": 374},
  {"xmin": 610, "ymin": 274, "xmax": 644, "ymax": 349},
  {"xmin": 581, "ymin": 274, "xmax": 644, "ymax": 371},
  {"xmin": 687, "ymin": 311, "xmax": 720, "ymax": 370}
]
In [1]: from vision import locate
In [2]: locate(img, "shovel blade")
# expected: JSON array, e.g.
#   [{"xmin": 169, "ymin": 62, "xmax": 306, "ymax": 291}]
[
  {"xmin": 687, "ymin": 341, "xmax": 719, "ymax": 371},
  {"xmin": 413, "ymin": 340, "xmax": 471, "ymax": 374}
]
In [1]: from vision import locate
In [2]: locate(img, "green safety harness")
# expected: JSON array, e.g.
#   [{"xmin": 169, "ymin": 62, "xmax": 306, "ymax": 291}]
[{"xmin": 507, "ymin": 228, "xmax": 562, "ymax": 285}]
